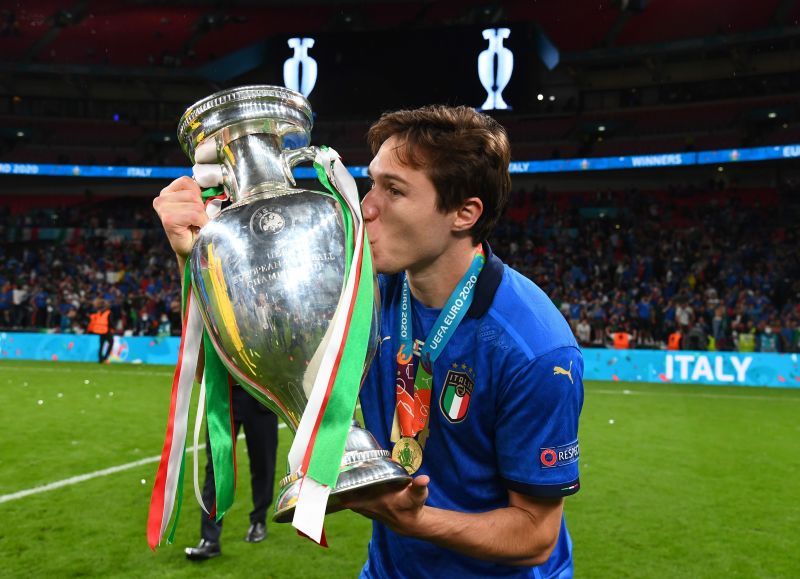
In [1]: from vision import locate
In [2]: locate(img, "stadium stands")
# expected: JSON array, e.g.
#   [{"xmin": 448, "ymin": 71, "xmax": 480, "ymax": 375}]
[{"xmin": 2, "ymin": 183, "xmax": 797, "ymax": 354}]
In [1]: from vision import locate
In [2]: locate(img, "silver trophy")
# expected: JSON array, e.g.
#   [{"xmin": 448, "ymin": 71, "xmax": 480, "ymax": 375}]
[{"xmin": 177, "ymin": 86, "xmax": 409, "ymax": 523}]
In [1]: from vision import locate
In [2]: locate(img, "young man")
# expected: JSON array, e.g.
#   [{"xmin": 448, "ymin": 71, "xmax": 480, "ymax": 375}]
[
  {"xmin": 153, "ymin": 105, "xmax": 583, "ymax": 578},
  {"xmin": 348, "ymin": 106, "xmax": 583, "ymax": 578}
]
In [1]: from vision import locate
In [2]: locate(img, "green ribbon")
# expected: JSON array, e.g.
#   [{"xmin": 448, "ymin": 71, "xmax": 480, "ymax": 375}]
[
  {"xmin": 198, "ymin": 186, "xmax": 236, "ymax": 521},
  {"xmin": 306, "ymin": 152, "xmax": 374, "ymax": 488}
]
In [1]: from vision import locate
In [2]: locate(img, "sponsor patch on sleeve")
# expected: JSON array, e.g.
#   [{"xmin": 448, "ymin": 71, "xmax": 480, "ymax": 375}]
[{"xmin": 539, "ymin": 440, "xmax": 580, "ymax": 468}]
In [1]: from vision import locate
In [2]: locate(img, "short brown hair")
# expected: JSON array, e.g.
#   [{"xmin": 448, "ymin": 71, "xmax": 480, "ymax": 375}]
[{"xmin": 367, "ymin": 105, "xmax": 511, "ymax": 242}]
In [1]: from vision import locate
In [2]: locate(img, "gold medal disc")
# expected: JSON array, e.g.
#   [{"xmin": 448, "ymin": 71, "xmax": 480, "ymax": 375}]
[{"xmin": 392, "ymin": 437, "xmax": 423, "ymax": 474}]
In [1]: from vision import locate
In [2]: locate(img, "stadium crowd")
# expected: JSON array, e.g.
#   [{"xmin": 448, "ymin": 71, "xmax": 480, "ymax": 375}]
[
  {"xmin": 1, "ymin": 184, "xmax": 798, "ymax": 352},
  {"xmin": 0, "ymin": 198, "xmax": 183, "ymax": 338}
]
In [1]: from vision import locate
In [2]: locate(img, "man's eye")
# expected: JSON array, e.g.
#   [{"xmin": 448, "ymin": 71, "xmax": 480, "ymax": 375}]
[{"xmin": 389, "ymin": 187, "xmax": 402, "ymax": 197}]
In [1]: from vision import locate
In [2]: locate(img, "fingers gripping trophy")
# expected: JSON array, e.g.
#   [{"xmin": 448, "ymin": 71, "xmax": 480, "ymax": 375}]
[{"xmin": 147, "ymin": 86, "xmax": 409, "ymax": 548}]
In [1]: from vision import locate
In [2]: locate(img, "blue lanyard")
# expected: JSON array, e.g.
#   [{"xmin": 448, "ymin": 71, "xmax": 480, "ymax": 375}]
[{"xmin": 398, "ymin": 249, "xmax": 486, "ymax": 369}]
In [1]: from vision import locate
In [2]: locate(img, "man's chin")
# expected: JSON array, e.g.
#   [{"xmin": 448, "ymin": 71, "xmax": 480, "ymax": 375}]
[
  {"xmin": 374, "ymin": 264, "xmax": 402, "ymax": 275},
  {"xmin": 372, "ymin": 259, "xmax": 402, "ymax": 276}
]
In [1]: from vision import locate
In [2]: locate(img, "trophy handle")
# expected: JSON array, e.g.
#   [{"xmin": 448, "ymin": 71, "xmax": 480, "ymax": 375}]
[{"xmin": 281, "ymin": 145, "xmax": 320, "ymax": 187}]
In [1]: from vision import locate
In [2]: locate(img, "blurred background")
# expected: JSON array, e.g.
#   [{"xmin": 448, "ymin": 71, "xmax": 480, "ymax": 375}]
[{"xmin": 1, "ymin": 1, "xmax": 798, "ymax": 577}]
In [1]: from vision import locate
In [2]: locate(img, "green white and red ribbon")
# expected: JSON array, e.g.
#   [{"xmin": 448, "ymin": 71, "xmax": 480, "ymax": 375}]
[
  {"xmin": 287, "ymin": 147, "xmax": 374, "ymax": 544},
  {"xmin": 147, "ymin": 192, "xmax": 236, "ymax": 550}
]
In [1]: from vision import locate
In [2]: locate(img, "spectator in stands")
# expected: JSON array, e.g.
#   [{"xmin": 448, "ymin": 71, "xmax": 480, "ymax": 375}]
[
  {"xmin": 711, "ymin": 304, "xmax": 729, "ymax": 349},
  {"xmin": 1, "ymin": 182, "xmax": 798, "ymax": 356},
  {"xmin": 0, "ymin": 281, "xmax": 11, "ymax": 326},
  {"xmin": 636, "ymin": 294, "xmax": 654, "ymax": 346},
  {"xmin": 675, "ymin": 298, "xmax": 695, "ymax": 332},
  {"xmin": 758, "ymin": 325, "xmax": 779, "ymax": 353},
  {"xmin": 157, "ymin": 313, "xmax": 171, "ymax": 338},
  {"xmin": 575, "ymin": 314, "xmax": 592, "ymax": 347},
  {"xmin": 11, "ymin": 282, "xmax": 28, "ymax": 328},
  {"xmin": 683, "ymin": 322, "xmax": 708, "ymax": 351},
  {"xmin": 779, "ymin": 317, "xmax": 798, "ymax": 353}
]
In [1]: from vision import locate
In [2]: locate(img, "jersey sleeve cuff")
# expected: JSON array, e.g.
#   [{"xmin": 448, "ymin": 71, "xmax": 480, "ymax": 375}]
[{"xmin": 502, "ymin": 477, "xmax": 581, "ymax": 498}]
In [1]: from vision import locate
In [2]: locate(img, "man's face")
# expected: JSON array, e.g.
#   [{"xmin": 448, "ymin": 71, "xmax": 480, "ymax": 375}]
[{"xmin": 362, "ymin": 136, "xmax": 459, "ymax": 275}]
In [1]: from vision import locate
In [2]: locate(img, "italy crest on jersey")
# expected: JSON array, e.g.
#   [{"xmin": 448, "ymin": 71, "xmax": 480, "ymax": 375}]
[{"xmin": 440, "ymin": 364, "xmax": 475, "ymax": 423}]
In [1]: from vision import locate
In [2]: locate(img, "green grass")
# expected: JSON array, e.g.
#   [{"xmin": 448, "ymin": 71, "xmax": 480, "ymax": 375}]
[{"xmin": 1, "ymin": 361, "xmax": 799, "ymax": 577}]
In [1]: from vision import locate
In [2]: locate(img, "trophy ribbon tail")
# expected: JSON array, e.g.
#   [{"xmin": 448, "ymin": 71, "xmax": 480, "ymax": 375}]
[
  {"xmin": 147, "ymin": 190, "xmax": 231, "ymax": 549},
  {"xmin": 288, "ymin": 148, "xmax": 373, "ymax": 544},
  {"xmin": 146, "ymin": 290, "xmax": 203, "ymax": 549}
]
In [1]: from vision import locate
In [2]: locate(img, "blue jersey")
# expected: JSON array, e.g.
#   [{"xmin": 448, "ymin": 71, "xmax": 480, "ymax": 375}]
[{"xmin": 359, "ymin": 245, "xmax": 584, "ymax": 579}]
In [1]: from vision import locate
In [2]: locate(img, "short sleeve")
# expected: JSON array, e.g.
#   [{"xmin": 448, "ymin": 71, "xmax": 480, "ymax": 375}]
[{"xmin": 495, "ymin": 346, "xmax": 584, "ymax": 497}]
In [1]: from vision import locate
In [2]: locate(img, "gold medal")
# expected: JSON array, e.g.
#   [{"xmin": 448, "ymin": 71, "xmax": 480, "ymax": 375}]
[{"xmin": 391, "ymin": 437, "xmax": 423, "ymax": 474}]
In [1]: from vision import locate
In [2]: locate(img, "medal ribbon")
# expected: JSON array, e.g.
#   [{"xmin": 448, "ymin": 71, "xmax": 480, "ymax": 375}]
[{"xmin": 395, "ymin": 248, "xmax": 485, "ymax": 439}]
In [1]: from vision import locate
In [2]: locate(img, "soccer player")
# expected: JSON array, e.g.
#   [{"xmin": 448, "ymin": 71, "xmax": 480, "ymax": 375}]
[{"xmin": 346, "ymin": 106, "xmax": 584, "ymax": 578}]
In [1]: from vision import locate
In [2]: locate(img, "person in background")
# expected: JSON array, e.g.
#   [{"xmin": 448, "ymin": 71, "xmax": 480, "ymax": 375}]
[
  {"xmin": 736, "ymin": 321, "xmax": 757, "ymax": 352},
  {"xmin": 150, "ymin": 164, "xmax": 280, "ymax": 564},
  {"xmin": 758, "ymin": 325, "xmax": 779, "ymax": 352},
  {"xmin": 185, "ymin": 388, "xmax": 278, "ymax": 561},
  {"xmin": 86, "ymin": 298, "xmax": 113, "ymax": 363},
  {"xmin": 608, "ymin": 321, "xmax": 636, "ymax": 349},
  {"xmin": 575, "ymin": 314, "xmax": 592, "ymax": 347},
  {"xmin": 667, "ymin": 328, "xmax": 682, "ymax": 351}
]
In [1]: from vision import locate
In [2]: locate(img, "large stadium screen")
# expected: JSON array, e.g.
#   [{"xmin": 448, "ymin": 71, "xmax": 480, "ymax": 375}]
[{"xmin": 248, "ymin": 24, "xmax": 542, "ymax": 116}]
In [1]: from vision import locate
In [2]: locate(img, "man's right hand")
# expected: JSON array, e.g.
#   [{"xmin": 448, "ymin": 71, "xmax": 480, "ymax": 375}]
[{"xmin": 152, "ymin": 176, "xmax": 208, "ymax": 260}]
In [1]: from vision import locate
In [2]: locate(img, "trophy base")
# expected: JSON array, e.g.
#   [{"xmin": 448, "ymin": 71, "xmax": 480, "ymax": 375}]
[{"xmin": 273, "ymin": 422, "xmax": 412, "ymax": 523}]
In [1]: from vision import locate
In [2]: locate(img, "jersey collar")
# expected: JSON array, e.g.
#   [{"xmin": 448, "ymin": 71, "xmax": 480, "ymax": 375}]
[{"xmin": 467, "ymin": 242, "xmax": 504, "ymax": 319}]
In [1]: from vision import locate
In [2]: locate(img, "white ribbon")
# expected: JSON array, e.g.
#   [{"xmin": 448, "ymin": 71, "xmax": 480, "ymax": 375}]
[{"xmin": 288, "ymin": 147, "xmax": 365, "ymax": 543}]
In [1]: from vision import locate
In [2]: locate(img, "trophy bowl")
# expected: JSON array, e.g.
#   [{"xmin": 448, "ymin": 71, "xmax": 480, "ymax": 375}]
[{"xmin": 177, "ymin": 86, "xmax": 410, "ymax": 522}]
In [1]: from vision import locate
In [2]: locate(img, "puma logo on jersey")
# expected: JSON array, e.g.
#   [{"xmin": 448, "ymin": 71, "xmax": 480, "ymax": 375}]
[{"xmin": 553, "ymin": 361, "xmax": 573, "ymax": 384}]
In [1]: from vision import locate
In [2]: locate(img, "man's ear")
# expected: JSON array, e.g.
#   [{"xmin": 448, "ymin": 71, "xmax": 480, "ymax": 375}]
[{"xmin": 452, "ymin": 197, "xmax": 483, "ymax": 233}]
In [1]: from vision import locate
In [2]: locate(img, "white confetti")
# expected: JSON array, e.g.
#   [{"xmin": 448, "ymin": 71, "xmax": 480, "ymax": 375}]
[
  {"xmin": 140, "ymin": 479, "xmax": 146, "ymax": 485},
  {"xmin": 608, "ymin": 419, "xmax": 615, "ymax": 424},
  {"xmin": 57, "ymin": 392, "xmax": 64, "ymax": 398},
  {"xmin": 37, "ymin": 399, "xmax": 44, "ymax": 405},
  {"xmin": 84, "ymin": 379, "xmax": 90, "ymax": 384},
  {"xmin": 108, "ymin": 391, "xmax": 114, "ymax": 397}
]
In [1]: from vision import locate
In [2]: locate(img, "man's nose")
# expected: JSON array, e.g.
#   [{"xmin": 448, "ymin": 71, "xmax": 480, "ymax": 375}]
[{"xmin": 361, "ymin": 190, "xmax": 378, "ymax": 221}]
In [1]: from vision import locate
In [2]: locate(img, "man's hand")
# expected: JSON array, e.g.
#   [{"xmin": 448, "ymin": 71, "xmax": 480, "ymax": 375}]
[
  {"xmin": 343, "ymin": 475, "xmax": 430, "ymax": 536},
  {"xmin": 152, "ymin": 176, "xmax": 208, "ymax": 260},
  {"xmin": 344, "ymin": 477, "xmax": 565, "ymax": 567}
]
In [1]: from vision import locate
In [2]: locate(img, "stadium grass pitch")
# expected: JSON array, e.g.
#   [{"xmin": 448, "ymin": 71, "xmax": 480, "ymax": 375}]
[{"xmin": 1, "ymin": 360, "xmax": 798, "ymax": 578}]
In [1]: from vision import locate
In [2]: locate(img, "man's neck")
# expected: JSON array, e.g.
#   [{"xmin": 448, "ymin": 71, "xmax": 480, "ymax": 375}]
[{"xmin": 406, "ymin": 239, "xmax": 482, "ymax": 309}]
